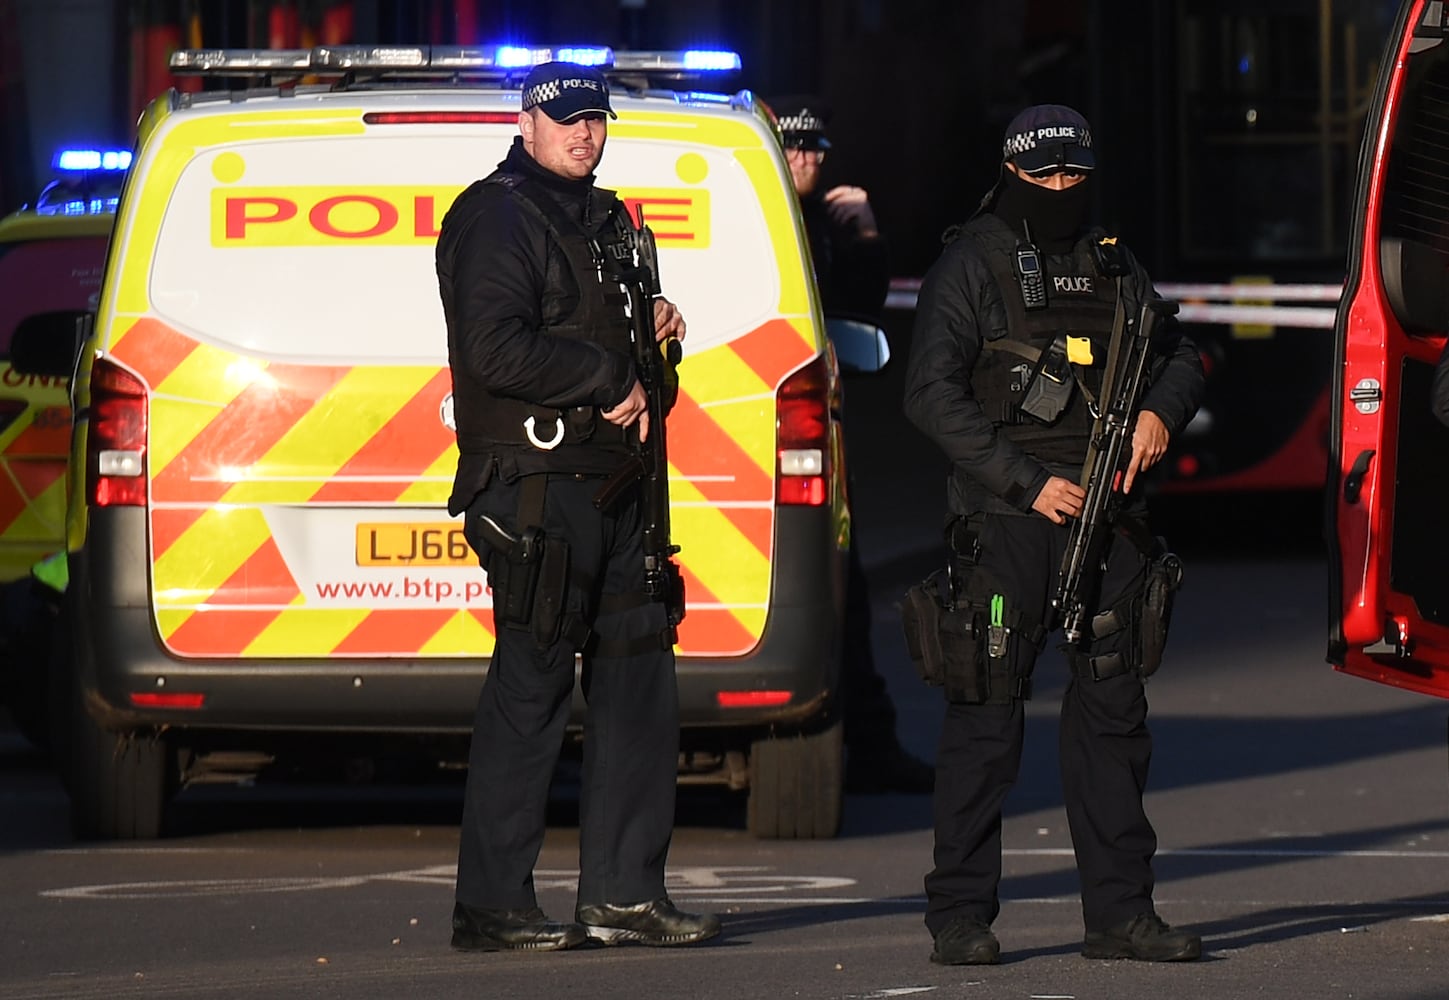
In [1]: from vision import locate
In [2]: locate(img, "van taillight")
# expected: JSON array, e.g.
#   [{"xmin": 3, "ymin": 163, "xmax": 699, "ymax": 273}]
[
  {"xmin": 88, "ymin": 358, "xmax": 148, "ymax": 507},
  {"xmin": 776, "ymin": 355, "xmax": 830, "ymax": 506}
]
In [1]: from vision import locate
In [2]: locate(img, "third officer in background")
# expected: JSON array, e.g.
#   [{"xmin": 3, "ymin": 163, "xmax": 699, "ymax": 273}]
[
  {"xmin": 903, "ymin": 105, "xmax": 1205, "ymax": 964},
  {"xmin": 768, "ymin": 94, "xmax": 933, "ymax": 793}
]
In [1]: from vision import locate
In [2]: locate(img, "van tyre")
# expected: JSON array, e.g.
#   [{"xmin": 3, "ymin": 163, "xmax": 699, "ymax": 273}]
[
  {"xmin": 746, "ymin": 719, "xmax": 844, "ymax": 839},
  {"xmin": 68, "ymin": 693, "xmax": 173, "ymax": 841}
]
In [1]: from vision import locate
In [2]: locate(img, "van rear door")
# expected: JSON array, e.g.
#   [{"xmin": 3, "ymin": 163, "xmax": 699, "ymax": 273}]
[
  {"xmin": 102, "ymin": 96, "xmax": 816, "ymax": 664},
  {"xmin": 1329, "ymin": 0, "xmax": 1449, "ymax": 696}
]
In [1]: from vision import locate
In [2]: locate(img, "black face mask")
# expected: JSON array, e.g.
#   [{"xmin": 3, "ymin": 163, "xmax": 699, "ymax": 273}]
[{"xmin": 992, "ymin": 169, "xmax": 1092, "ymax": 253}]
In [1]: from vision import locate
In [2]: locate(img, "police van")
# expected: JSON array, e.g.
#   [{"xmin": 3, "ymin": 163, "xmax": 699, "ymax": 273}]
[
  {"xmin": 0, "ymin": 149, "xmax": 127, "ymax": 746},
  {"xmin": 0, "ymin": 150, "xmax": 127, "ymax": 584},
  {"xmin": 1330, "ymin": 0, "xmax": 1449, "ymax": 694},
  {"xmin": 15, "ymin": 46, "xmax": 888, "ymax": 840}
]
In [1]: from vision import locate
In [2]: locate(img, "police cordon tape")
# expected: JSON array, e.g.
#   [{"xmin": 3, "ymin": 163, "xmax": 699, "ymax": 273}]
[{"xmin": 885, "ymin": 279, "xmax": 1343, "ymax": 329}]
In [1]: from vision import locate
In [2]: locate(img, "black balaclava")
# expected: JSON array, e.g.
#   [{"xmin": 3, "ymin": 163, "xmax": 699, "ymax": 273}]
[{"xmin": 991, "ymin": 167, "xmax": 1092, "ymax": 253}]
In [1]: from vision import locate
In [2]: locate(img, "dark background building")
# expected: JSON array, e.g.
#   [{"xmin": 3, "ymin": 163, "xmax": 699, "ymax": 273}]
[{"xmin": 0, "ymin": 0, "xmax": 1397, "ymax": 281}]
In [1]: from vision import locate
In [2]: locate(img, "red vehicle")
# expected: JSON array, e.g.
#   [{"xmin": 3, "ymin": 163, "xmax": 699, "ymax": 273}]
[{"xmin": 1329, "ymin": 0, "xmax": 1449, "ymax": 694}]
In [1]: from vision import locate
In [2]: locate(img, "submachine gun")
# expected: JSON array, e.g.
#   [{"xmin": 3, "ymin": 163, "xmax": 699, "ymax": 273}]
[
  {"xmin": 1052, "ymin": 296, "xmax": 1180, "ymax": 645},
  {"xmin": 593, "ymin": 209, "xmax": 687, "ymax": 628}
]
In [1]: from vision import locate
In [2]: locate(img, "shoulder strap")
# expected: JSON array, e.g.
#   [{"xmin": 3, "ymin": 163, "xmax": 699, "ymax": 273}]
[{"xmin": 484, "ymin": 173, "xmax": 592, "ymax": 245}]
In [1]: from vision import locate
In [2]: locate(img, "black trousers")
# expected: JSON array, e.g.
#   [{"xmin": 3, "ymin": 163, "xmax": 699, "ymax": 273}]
[
  {"xmin": 924, "ymin": 512, "xmax": 1157, "ymax": 936},
  {"xmin": 455, "ymin": 473, "xmax": 679, "ymax": 912}
]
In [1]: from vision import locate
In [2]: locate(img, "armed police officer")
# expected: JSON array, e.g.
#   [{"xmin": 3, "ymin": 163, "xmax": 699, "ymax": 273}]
[
  {"xmin": 436, "ymin": 60, "xmax": 719, "ymax": 953},
  {"xmin": 768, "ymin": 94, "xmax": 933, "ymax": 794},
  {"xmin": 902, "ymin": 105, "xmax": 1205, "ymax": 965}
]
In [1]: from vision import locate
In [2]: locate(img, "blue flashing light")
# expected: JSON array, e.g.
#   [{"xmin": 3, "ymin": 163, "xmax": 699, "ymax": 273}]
[
  {"xmin": 557, "ymin": 47, "xmax": 612, "ymax": 67},
  {"xmin": 38, "ymin": 196, "xmax": 120, "ymax": 217},
  {"xmin": 682, "ymin": 50, "xmax": 741, "ymax": 72},
  {"xmin": 494, "ymin": 46, "xmax": 535, "ymax": 68},
  {"xmin": 54, "ymin": 148, "xmax": 132, "ymax": 172},
  {"xmin": 679, "ymin": 91, "xmax": 734, "ymax": 104}
]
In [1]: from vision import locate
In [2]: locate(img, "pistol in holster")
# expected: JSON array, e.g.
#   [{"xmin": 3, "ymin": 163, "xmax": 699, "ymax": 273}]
[{"xmin": 471, "ymin": 512, "xmax": 572, "ymax": 649}]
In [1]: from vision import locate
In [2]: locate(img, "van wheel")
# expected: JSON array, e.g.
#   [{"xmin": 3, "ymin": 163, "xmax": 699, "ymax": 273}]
[
  {"xmin": 68, "ymin": 694, "xmax": 173, "ymax": 841},
  {"xmin": 746, "ymin": 720, "xmax": 844, "ymax": 839}
]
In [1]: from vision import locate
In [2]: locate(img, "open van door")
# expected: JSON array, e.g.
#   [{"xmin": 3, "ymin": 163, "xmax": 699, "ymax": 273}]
[{"xmin": 1329, "ymin": 0, "xmax": 1449, "ymax": 696}]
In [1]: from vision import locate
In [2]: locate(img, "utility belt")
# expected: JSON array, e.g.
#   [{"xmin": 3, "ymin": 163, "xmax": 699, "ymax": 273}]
[
  {"xmin": 899, "ymin": 516, "xmax": 1184, "ymax": 702},
  {"xmin": 463, "ymin": 397, "xmax": 632, "ymax": 453}
]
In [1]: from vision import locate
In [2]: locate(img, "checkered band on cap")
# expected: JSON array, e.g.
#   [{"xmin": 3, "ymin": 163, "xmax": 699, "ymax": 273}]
[
  {"xmin": 1001, "ymin": 104, "xmax": 1096, "ymax": 175},
  {"xmin": 777, "ymin": 111, "xmax": 827, "ymax": 135},
  {"xmin": 522, "ymin": 79, "xmax": 563, "ymax": 111},
  {"xmin": 1002, "ymin": 122, "xmax": 1093, "ymax": 158}
]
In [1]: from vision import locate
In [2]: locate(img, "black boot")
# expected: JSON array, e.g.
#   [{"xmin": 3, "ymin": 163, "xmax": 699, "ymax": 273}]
[
  {"xmin": 576, "ymin": 897, "xmax": 721, "ymax": 946},
  {"xmin": 1082, "ymin": 912, "xmax": 1202, "ymax": 962},
  {"xmin": 450, "ymin": 902, "xmax": 587, "ymax": 952},
  {"xmin": 930, "ymin": 917, "xmax": 1000, "ymax": 965}
]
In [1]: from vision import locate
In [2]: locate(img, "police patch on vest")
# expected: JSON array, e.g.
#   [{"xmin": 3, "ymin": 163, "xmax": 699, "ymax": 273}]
[{"xmin": 1052, "ymin": 275, "xmax": 1094, "ymax": 295}]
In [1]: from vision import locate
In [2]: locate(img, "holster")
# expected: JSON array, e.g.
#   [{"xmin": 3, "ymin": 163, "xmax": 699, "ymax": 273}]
[
  {"xmin": 1139, "ymin": 548, "xmax": 1184, "ymax": 677},
  {"xmin": 469, "ymin": 511, "xmax": 573, "ymax": 650}
]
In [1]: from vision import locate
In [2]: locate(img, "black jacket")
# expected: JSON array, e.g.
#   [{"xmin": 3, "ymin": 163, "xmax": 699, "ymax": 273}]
[
  {"xmin": 801, "ymin": 191, "xmax": 889, "ymax": 323},
  {"xmin": 437, "ymin": 139, "xmax": 639, "ymax": 513},
  {"xmin": 903, "ymin": 222, "xmax": 1204, "ymax": 518}
]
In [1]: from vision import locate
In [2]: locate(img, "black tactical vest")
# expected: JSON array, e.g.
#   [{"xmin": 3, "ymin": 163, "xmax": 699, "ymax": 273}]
[
  {"xmin": 961, "ymin": 215, "xmax": 1133, "ymax": 466},
  {"xmin": 452, "ymin": 172, "xmax": 637, "ymax": 475}
]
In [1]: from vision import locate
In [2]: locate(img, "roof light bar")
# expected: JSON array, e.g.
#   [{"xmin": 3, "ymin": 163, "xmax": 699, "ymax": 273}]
[
  {"xmin": 170, "ymin": 48, "xmax": 312, "ymax": 73},
  {"xmin": 169, "ymin": 45, "xmax": 740, "ymax": 79},
  {"xmin": 53, "ymin": 148, "xmax": 132, "ymax": 172}
]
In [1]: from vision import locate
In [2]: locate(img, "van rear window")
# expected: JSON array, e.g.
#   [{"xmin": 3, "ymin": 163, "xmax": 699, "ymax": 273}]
[
  {"xmin": 0, "ymin": 237, "xmax": 108, "ymax": 355},
  {"xmin": 147, "ymin": 133, "xmax": 782, "ymax": 362}
]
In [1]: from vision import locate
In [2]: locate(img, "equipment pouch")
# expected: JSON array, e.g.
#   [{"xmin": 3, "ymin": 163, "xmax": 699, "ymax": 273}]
[
  {"xmin": 530, "ymin": 536, "xmax": 571, "ymax": 648},
  {"xmin": 1139, "ymin": 548, "xmax": 1184, "ymax": 677},
  {"xmin": 662, "ymin": 559, "xmax": 687, "ymax": 628},
  {"xmin": 899, "ymin": 570, "xmax": 990, "ymax": 704},
  {"xmin": 1018, "ymin": 334, "xmax": 1075, "ymax": 425},
  {"xmin": 900, "ymin": 571, "xmax": 950, "ymax": 686}
]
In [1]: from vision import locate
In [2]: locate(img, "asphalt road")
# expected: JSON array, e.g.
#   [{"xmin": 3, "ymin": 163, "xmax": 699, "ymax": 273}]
[{"xmin": 2, "ymin": 317, "xmax": 1449, "ymax": 999}]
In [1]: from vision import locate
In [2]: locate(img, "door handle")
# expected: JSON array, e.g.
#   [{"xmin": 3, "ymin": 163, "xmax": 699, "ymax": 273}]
[{"xmin": 1343, "ymin": 449, "xmax": 1375, "ymax": 504}]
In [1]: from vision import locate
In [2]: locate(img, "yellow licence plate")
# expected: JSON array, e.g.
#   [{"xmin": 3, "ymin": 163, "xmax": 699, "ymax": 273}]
[{"xmin": 356, "ymin": 522, "xmax": 474, "ymax": 567}]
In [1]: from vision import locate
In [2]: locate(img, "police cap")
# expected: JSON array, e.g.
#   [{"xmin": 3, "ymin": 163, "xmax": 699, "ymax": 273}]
[
  {"xmin": 521, "ymin": 61, "xmax": 618, "ymax": 123},
  {"xmin": 768, "ymin": 94, "xmax": 833, "ymax": 151},
  {"xmin": 1002, "ymin": 104, "xmax": 1096, "ymax": 176}
]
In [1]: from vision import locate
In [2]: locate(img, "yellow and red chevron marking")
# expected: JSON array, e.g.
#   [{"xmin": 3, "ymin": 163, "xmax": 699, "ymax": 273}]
[
  {"xmin": 656, "ymin": 318, "xmax": 816, "ymax": 656},
  {"xmin": 109, "ymin": 311, "xmax": 814, "ymax": 660},
  {"xmin": 3, "ymin": 412, "xmax": 69, "ymax": 456},
  {"xmin": 0, "ymin": 390, "xmax": 69, "ymax": 578}
]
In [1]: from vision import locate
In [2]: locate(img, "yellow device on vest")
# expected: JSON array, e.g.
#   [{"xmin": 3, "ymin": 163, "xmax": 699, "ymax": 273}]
[{"xmin": 1067, "ymin": 337, "xmax": 1094, "ymax": 365}]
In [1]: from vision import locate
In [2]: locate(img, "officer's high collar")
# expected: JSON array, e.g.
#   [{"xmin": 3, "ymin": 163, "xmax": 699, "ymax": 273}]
[{"xmin": 502, "ymin": 136, "xmax": 596, "ymax": 200}]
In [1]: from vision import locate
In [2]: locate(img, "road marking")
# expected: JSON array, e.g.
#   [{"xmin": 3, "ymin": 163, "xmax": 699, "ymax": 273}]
[
  {"xmin": 41, "ymin": 849, "xmax": 1449, "ymax": 901},
  {"xmin": 1008, "ymin": 847, "xmax": 1449, "ymax": 860},
  {"xmin": 40, "ymin": 864, "xmax": 865, "ymax": 902}
]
